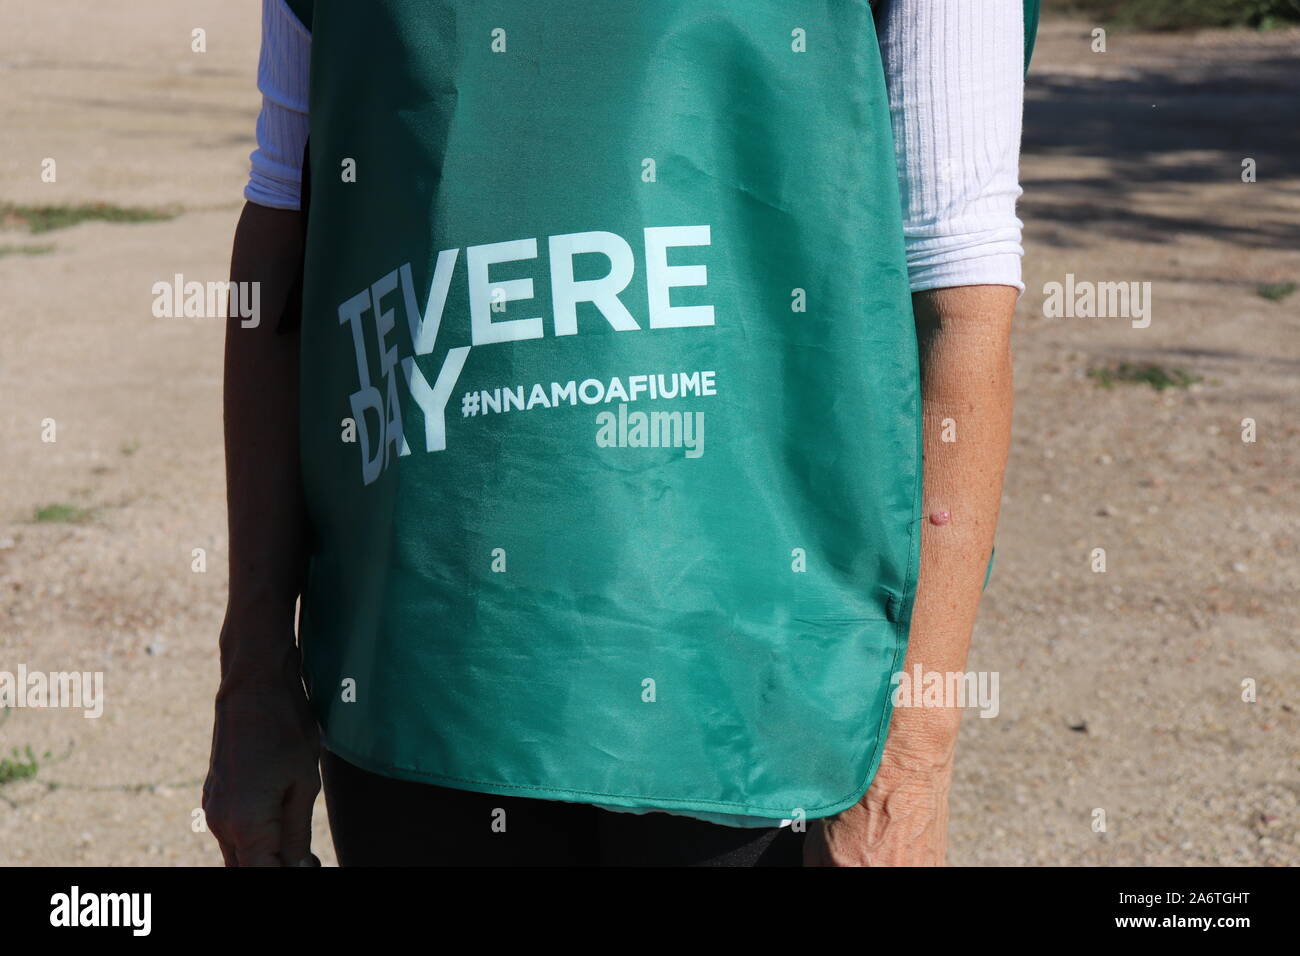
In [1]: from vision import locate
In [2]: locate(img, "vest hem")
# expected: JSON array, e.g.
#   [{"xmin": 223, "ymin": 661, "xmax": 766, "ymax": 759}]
[{"xmin": 316, "ymin": 734, "xmax": 890, "ymax": 822}]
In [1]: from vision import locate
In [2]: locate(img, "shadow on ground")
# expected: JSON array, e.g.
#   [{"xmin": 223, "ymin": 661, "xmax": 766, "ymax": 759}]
[{"xmin": 1023, "ymin": 51, "xmax": 1300, "ymax": 249}]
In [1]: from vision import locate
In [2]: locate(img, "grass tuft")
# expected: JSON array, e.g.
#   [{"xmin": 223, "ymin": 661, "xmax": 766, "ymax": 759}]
[
  {"xmin": 0, "ymin": 201, "xmax": 177, "ymax": 234},
  {"xmin": 33, "ymin": 503, "xmax": 94, "ymax": 524},
  {"xmin": 0, "ymin": 746, "xmax": 49, "ymax": 786},
  {"xmin": 1088, "ymin": 362, "xmax": 1201, "ymax": 391},
  {"xmin": 0, "ymin": 243, "xmax": 55, "ymax": 258},
  {"xmin": 1257, "ymin": 281, "xmax": 1296, "ymax": 302}
]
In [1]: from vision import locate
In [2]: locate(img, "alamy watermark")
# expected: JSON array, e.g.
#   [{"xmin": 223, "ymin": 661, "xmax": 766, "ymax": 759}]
[
  {"xmin": 151, "ymin": 274, "xmax": 260, "ymax": 327},
  {"xmin": 0, "ymin": 666, "xmax": 104, "ymax": 718},
  {"xmin": 50, "ymin": 886, "xmax": 150, "ymax": 936},
  {"xmin": 595, "ymin": 404, "xmax": 704, "ymax": 458},
  {"xmin": 891, "ymin": 665, "xmax": 999, "ymax": 718},
  {"xmin": 1043, "ymin": 273, "xmax": 1151, "ymax": 328}
]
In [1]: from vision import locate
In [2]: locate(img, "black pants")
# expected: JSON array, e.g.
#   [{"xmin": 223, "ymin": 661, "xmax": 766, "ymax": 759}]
[{"xmin": 320, "ymin": 748, "xmax": 805, "ymax": 867}]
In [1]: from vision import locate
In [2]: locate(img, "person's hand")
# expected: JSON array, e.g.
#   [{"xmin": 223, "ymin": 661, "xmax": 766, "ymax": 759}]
[
  {"xmin": 804, "ymin": 714, "xmax": 957, "ymax": 867},
  {"xmin": 203, "ymin": 627, "xmax": 321, "ymax": 866}
]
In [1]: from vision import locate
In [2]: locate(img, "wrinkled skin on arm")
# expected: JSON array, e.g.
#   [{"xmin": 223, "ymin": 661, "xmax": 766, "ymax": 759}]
[{"xmin": 805, "ymin": 284, "xmax": 1016, "ymax": 867}]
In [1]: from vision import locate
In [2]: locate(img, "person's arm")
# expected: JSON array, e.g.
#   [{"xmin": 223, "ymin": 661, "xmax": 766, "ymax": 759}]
[
  {"xmin": 202, "ymin": 0, "xmax": 317, "ymax": 867},
  {"xmin": 202, "ymin": 202, "xmax": 319, "ymax": 867},
  {"xmin": 806, "ymin": 284, "xmax": 1015, "ymax": 865},
  {"xmin": 805, "ymin": 0, "xmax": 1027, "ymax": 865}
]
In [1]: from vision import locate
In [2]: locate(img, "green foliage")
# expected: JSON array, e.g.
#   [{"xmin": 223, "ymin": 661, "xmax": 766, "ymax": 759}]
[
  {"xmin": 0, "ymin": 243, "xmax": 55, "ymax": 257},
  {"xmin": 0, "ymin": 202, "xmax": 176, "ymax": 234},
  {"xmin": 0, "ymin": 746, "xmax": 48, "ymax": 786},
  {"xmin": 1052, "ymin": 0, "xmax": 1300, "ymax": 29},
  {"xmin": 1088, "ymin": 362, "xmax": 1201, "ymax": 391},
  {"xmin": 33, "ymin": 503, "xmax": 93, "ymax": 523},
  {"xmin": 1257, "ymin": 281, "xmax": 1297, "ymax": 301}
]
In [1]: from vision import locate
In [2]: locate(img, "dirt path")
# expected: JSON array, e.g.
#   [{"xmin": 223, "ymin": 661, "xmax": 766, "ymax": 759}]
[
  {"xmin": 0, "ymin": 8, "xmax": 1296, "ymax": 866},
  {"xmin": 954, "ymin": 20, "xmax": 1299, "ymax": 865}
]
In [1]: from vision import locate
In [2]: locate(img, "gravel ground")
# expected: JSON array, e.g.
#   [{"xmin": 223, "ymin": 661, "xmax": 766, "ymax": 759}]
[{"xmin": 0, "ymin": 7, "xmax": 1296, "ymax": 866}]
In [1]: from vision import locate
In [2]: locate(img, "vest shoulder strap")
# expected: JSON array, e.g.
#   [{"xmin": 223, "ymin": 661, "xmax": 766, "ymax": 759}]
[{"xmin": 1024, "ymin": 0, "xmax": 1041, "ymax": 72}]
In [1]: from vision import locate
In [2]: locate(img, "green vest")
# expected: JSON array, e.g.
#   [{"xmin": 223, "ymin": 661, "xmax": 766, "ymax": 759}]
[{"xmin": 283, "ymin": 1, "xmax": 1032, "ymax": 821}]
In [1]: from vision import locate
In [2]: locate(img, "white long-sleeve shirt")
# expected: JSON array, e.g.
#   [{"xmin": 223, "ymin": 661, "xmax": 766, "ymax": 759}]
[{"xmin": 246, "ymin": 0, "xmax": 1028, "ymax": 293}]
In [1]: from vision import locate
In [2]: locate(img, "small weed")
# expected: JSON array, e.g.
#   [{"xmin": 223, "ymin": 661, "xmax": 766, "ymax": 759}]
[
  {"xmin": 0, "ymin": 202, "xmax": 177, "ymax": 235},
  {"xmin": 1257, "ymin": 281, "xmax": 1296, "ymax": 302},
  {"xmin": 0, "ymin": 243, "xmax": 55, "ymax": 258},
  {"xmin": 0, "ymin": 746, "xmax": 50, "ymax": 786},
  {"xmin": 33, "ymin": 503, "xmax": 93, "ymax": 524},
  {"xmin": 1088, "ymin": 362, "xmax": 1201, "ymax": 391}
]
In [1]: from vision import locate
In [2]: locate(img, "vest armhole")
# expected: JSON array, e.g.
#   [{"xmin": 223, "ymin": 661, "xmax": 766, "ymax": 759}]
[{"xmin": 282, "ymin": 0, "xmax": 313, "ymax": 32}]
